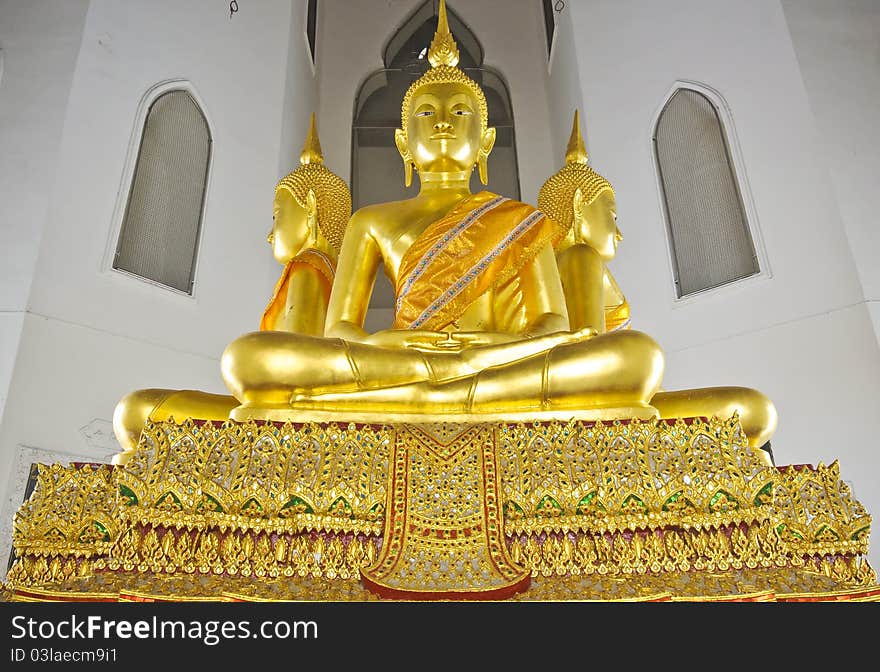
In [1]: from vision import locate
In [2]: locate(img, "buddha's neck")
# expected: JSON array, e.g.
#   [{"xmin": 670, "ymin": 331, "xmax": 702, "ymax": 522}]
[{"xmin": 417, "ymin": 170, "xmax": 473, "ymax": 198}]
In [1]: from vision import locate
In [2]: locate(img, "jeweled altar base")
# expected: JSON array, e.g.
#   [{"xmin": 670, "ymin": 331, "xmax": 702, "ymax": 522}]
[{"xmin": 4, "ymin": 416, "xmax": 878, "ymax": 601}]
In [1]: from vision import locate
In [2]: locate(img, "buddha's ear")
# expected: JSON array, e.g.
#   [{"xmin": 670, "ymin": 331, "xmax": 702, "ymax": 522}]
[
  {"xmin": 395, "ymin": 129, "xmax": 413, "ymax": 187},
  {"xmin": 572, "ymin": 187, "xmax": 584, "ymax": 215},
  {"xmin": 572, "ymin": 188, "xmax": 585, "ymax": 244},
  {"xmin": 480, "ymin": 127, "xmax": 497, "ymax": 156},
  {"xmin": 306, "ymin": 189, "xmax": 319, "ymax": 244}
]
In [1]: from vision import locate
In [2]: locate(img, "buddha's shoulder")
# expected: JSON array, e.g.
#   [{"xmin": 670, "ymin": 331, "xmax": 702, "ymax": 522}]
[{"xmin": 348, "ymin": 199, "xmax": 423, "ymax": 233}]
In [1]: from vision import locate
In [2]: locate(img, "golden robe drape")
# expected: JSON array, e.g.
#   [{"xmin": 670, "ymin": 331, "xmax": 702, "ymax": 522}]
[
  {"xmin": 393, "ymin": 191, "xmax": 562, "ymax": 331},
  {"xmin": 259, "ymin": 248, "xmax": 335, "ymax": 332}
]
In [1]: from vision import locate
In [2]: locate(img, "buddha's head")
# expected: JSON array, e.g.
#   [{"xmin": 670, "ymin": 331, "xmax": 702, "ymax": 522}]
[
  {"xmin": 538, "ymin": 110, "xmax": 621, "ymax": 261},
  {"xmin": 268, "ymin": 113, "xmax": 351, "ymax": 263},
  {"xmin": 395, "ymin": 0, "xmax": 495, "ymax": 186}
]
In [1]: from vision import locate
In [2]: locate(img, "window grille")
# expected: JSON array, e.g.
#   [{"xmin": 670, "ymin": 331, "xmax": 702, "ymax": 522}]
[
  {"xmin": 654, "ymin": 87, "xmax": 758, "ymax": 297},
  {"xmin": 114, "ymin": 90, "xmax": 211, "ymax": 294}
]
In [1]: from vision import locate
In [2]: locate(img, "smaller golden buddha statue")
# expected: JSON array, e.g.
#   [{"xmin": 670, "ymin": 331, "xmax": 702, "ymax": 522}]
[
  {"xmin": 539, "ymin": 111, "xmax": 777, "ymax": 461},
  {"xmin": 260, "ymin": 113, "xmax": 350, "ymax": 335},
  {"xmin": 111, "ymin": 115, "xmax": 351, "ymax": 465},
  {"xmin": 538, "ymin": 109, "xmax": 628, "ymax": 336}
]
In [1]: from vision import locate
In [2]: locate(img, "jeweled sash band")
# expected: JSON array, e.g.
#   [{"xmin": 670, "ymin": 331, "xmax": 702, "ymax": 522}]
[{"xmin": 395, "ymin": 194, "xmax": 508, "ymax": 316}]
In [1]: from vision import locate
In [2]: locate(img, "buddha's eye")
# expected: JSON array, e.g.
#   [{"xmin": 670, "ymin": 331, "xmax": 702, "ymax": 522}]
[
  {"xmin": 415, "ymin": 108, "xmax": 435, "ymax": 117},
  {"xmin": 453, "ymin": 108, "xmax": 472, "ymax": 116}
]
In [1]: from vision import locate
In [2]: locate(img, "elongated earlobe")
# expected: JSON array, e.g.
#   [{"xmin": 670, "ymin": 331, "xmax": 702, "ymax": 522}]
[
  {"xmin": 478, "ymin": 154, "xmax": 489, "ymax": 185},
  {"xmin": 395, "ymin": 129, "xmax": 413, "ymax": 187},
  {"xmin": 477, "ymin": 127, "xmax": 496, "ymax": 186},
  {"xmin": 571, "ymin": 187, "xmax": 586, "ymax": 243}
]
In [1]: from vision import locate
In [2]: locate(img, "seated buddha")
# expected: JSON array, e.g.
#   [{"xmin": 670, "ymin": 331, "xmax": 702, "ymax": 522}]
[
  {"xmin": 221, "ymin": 2, "xmax": 664, "ymax": 423},
  {"xmin": 539, "ymin": 111, "xmax": 777, "ymax": 460},
  {"xmin": 111, "ymin": 116, "xmax": 352, "ymax": 465}
]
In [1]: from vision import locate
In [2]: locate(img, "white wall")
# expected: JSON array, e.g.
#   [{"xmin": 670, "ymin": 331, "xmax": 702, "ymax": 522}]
[
  {"xmin": 544, "ymin": 2, "xmax": 586, "ymax": 167},
  {"xmin": 553, "ymin": 0, "xmax": 880, "ymax": 567},
  {"xmin": 781, "ymin": 0, "xmax": 880, "ymax": 346},
  {"xmin": 315, "ymin": 0, "xmax": 556, "ymax": 311},
  {"xmin": 0, "ymin": 0, "xmax": 317, "ymax": 576},
  {"xmin": 0, "ymin": 0, "xmax": 90, "ymax": 422},
  {"xmin": 278, "ymin": 0, "xmax": 319, "ymax": 178}
]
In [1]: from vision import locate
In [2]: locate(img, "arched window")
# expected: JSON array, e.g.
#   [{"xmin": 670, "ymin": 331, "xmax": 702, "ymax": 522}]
[
  {"xmin": 351, "ymin": 0, "xmax": 520, "ymax": 211},
  {"xmin": 654, "ymin": 84, "xmax": 760, "ymax": 298},
  {"xmin": 113, "ymin": 88, "xmax": 211, "ymax": 294}
]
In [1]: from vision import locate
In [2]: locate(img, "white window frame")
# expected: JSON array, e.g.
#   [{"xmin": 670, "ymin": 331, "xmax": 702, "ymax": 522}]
[
  {"xmin": 650, "ymin": 80, "xmax": 771, "ymax": 306},
  {"xmin": 101, "ymin": 79, "xmax": 214, "ymax": 301}
]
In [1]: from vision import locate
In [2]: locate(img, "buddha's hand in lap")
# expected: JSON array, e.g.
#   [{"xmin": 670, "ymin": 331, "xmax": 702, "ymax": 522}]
[{"xmin": 364, "ymin": 329, "xmax": 453, "ymax": 351}]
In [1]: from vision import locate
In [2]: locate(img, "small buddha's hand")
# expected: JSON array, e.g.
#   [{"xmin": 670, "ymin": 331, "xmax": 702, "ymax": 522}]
[
  {"xmin": 569, "ymin": 326, "xmax": 599, "ymax": 342},
  {"xmin": 450, "ymin": 331, "xmax": 518, "ymax": 347},
  {"xmin": 365, "ymin": 329, "xmax": 452, "ymax": 351},
  {"xmin": 520, "ymin": 326, "xmax": 597, "ymax": 348}
]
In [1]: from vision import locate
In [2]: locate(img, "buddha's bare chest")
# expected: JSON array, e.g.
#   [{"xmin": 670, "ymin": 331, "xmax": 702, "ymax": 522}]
[{"xmin": 371, "ymin": 210, "xmax": 448, "ymax": 285}]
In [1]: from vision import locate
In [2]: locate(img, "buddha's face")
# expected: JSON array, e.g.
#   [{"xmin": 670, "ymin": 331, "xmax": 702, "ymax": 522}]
[
  {"xmin": 267, "ymin": 189, "xmax": 313, "ymax": 264},
  {"xmin": 402, "ymin": 82, "xmax": 489, "ymax": 175},
  {"xmin": 575, "ymin": 189, "xmax": 622, "ymax": 261}
]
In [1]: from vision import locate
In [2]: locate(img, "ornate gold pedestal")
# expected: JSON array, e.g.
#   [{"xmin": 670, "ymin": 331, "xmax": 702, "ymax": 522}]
[{"xmin": 4, "ymin": 415, "xmax": 878, "ymax": 602}]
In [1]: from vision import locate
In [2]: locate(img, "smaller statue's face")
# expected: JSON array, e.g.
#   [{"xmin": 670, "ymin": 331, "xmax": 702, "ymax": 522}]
[
  {"xmin": 405, "ymin": 82, "xmax": 484, "ymax": 175},
  {"xmin": 575, "ymin": 190, "xmax": 622, "ymax": 261},
  {"xmin": 267, "ymin": 190, "xmax": 310, "ymax": 264}
]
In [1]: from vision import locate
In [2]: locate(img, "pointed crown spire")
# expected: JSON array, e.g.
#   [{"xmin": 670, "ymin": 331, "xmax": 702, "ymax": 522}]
[
  {"xmin": 299, "ymin": 112, "xmax": 324, "ymax": 166},
  {"xmin": 401, "ymin": 0, "xmax": 487, "ymax": 134},
  {"xmin": 565, "ymin": 109, "xmax": 589, "ymax": 165},
  {"xmin": 428, "ymin": 0, "xmax": 460, "ymax": 68}
]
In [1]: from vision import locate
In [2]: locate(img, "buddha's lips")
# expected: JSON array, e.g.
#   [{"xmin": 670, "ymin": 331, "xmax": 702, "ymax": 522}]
[{"xmin": 430, "ymin": 133, "xmax": 456, "ymax": 140}]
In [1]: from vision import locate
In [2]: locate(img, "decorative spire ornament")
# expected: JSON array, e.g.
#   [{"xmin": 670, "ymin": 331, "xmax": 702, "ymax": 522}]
[
  {"xmin": 565, "ymin": 109, "xmax": 589, "ymax": 165},
  {"xmin": 428, "ymin": 0, "xmax": 460, "ymax": 68},
  {"xmin": 299, "ymin": 112, "xmax": 324, "ymax": 166}
]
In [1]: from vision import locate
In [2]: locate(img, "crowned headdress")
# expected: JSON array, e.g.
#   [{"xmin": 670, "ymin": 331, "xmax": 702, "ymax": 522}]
[
  {"xmin": 398, "ymin": 0, "xmax": 492, "ymax": 185},
  {"xmin": 275, "ymin": 113, "xmax": 351, "ymax": 253},
  {"xmin": 538, "ymin": 109, "xmax": 614, "ymax": 236}
]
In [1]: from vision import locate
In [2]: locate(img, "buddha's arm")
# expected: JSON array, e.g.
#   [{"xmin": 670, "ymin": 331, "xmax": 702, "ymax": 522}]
[
  {"xmin": 324, "ymin": 213, "xmax": 448, "ymax": 349},
  {"xmin": 281, "ymin": 264, "xmax": 329, "ymax": 337},
  {"xmin": 324, "ymin": 213, "xmax": 381, "ymax": 342},
  {"xmin": 557, "ymin": 244, "xmax": 605, "ymax": 333},
  {"xmin": 519, "ymin": 244, "xmax": 570, "ymax": 336},
  {"xmin": 604, "ymin": 268, "xmax": 625, "ymax": 309}
]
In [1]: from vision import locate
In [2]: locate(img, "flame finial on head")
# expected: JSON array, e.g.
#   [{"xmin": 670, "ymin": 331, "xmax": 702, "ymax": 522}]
[
  {"xmin": 299, "ymin": 112, "xmax": 324, "ymax": 166},
  {"xmin": 565, "ymin": 109, "xmax": 589, "ymax": 165},
  {"xmin": 428, "ymin": 0, "xmax": 460, "ymax": 68}
]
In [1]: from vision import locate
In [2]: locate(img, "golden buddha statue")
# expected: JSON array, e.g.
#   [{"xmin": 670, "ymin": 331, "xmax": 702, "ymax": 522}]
[
  {"xmin": 111, "ymin": 115, "xmax": 351, "ymax": 465},
  {"xmin": 539, "ymin": 111, "xmax": 777, "ymax": 460},
  {"xmin": 221, "ymin": 1, "xmax": 664, "ymax": 423}
]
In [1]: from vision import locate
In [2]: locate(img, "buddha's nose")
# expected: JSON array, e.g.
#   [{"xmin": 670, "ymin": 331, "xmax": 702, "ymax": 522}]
[
  {"xmin": 267, "ymin": 230, "xmax": 274, "ymax": 245},
  {"xmin": 434, "ymin": 120, "xmax": 453, "ymax": 133}
]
